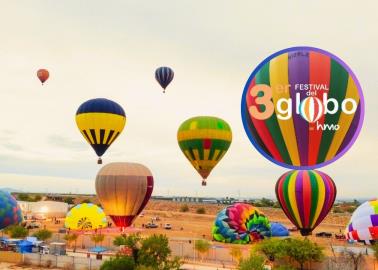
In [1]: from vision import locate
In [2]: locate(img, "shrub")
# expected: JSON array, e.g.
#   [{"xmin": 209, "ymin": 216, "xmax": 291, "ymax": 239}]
[
  {"xmin": 196, "ymin": 207, "xmax": 206, "ymax": 214},
  {"xmin": 4, "ymin": 225, "xmax": 28, "ymax": 238},
  {"xmin": 180, "ymin": 204, "xmax": 189, "ymax": 212},
  {"xmin": 33, "ymin": 229, "xmax": 52, "ymax": 241},
  {"xmin": 100, "ymin": 256, "xmax": 135, "ymax": 270},
  {"xmin": 238, "ymin": 253, "xmax": 265, "ymax": 270}
]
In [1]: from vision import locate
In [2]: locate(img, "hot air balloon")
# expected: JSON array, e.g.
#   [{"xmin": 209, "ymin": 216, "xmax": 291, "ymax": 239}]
[
  {"xmin": 241, "ymin": 46, "xmax": 364, "ymax": 170},
  {"xmin": 75, "ymin": 98, "xmax": 126, "ymax": 164},
  {"xmin": 212, "ymin": 203, "xmax": 271, "ymax": 244},
  {"xmin": 37, "ymin": 69, "xmax": 49, "ymax": 85},
  {"xmin": 177, "ymin": 116, "xmax": 232, "ymax": 186},
  {"xmin": 275, "ymin": 170, "xmax": 336, "ymax": 236},
  {"xmin": 0, "ymin": 190, "xmax": 23, "ymax": 230},
  {"xmin": 95, "ymin": 162, "xmax": 154, "ymax": 228},
  {"xmin": 65, "ymin": 203, "xmax": 107, "ymax": 231},
  {"xmin": 270, "ymin": 222, "xmax": 290, "ymax": 237},
  {"xmin": 155, "ymin": 66, "xmax": 174, "ymax": 93},
  {"xmin": 345, "ymin": 199, "xmax": 378, "ymax": 244}
]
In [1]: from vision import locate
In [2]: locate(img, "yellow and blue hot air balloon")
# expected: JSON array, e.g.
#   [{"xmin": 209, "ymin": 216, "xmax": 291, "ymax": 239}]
[
  {"xmin": 65, "ymin": 203, "xmax": 107, "ymax": 231},
  {"xmin": 75, "ymin": 98, "xmax": 126, "ymax": 164}
]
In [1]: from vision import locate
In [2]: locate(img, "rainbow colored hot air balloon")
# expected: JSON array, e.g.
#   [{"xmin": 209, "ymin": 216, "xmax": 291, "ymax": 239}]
[
  {"xmin": 65, "ymin": 203, "xmax": 107, "ymax": 231},
  {"xmin": 0, "ymin": 190, "xmax": 23, "ymax": 230},
  {"xmin": 95, "ymin": 162, "xmax": 154, "ymax": 228},
  {"xmin": 275, "ymin": 170, "xmax": 336, "ymax": 236},
  {"xmin": 76, "ymin": 98, "xmax": 126, "ymax": 164},
  {"xmin": 345, "ymin": 199, "xmax": 378, "ymax": 244},
  {"xmin": 177, "ymin": 116, "xmax": 232, "ymax": 186},
  {"xmin": 212, "ymin": 203, "xmax": 271, "ymax": 244},
  {"xmin": 241, "ymin": 47, "xmax": 364, "ymax": 169}
]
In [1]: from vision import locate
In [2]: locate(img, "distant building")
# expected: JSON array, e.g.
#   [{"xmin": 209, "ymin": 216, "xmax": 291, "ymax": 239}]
[{"xmin": 18, "ymin": 200, "xmax": 68, "ymax": 219}]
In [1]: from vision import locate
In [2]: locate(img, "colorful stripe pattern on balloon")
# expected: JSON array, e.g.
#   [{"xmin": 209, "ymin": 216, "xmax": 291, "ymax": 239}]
[
  {"xmin": 0, "ymin": 190, "xmax": 23, "ymax": 230},
  {"xmin": 155, "ymin": 66, "xmax": 174, "ymax": 91},
  {"xmin": 212, "ymin": 203, "xmax": 271, "ymax": 244},
  {"xmin": 275, "ymin": 170, "xmax": 336, "ymax": 236},
  {"xmin": 177, "ymin": 116, "xmax": 232, "ymax": 183},
  {"xmin": 242, "ymin": 48, "xmax": 364, "ymax": 169}
]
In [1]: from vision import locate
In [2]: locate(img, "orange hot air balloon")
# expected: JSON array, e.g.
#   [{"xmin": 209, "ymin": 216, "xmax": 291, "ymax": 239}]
[
  {"xmin": 37, "ymin": 69, "xmax": 49, "ymax": 85},
  {"xmin": 95, "ymin": 162, "xmax": 154, "ymax": 228}
]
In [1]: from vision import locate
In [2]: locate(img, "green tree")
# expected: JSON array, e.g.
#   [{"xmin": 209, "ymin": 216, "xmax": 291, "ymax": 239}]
[
  {"xmin": 113, "ymin": 233, "xmax": 142, "ymax": 262},
  {"xmin": 4, "ymin": 225, "xmax": 28, "ymax": 238},
  {"xmin": 17, "ymin": 193, "xmax": 31, "ymax": 201},
  {"xmin": 138, "ymin": 234, "xmax": 181, "ymax": 270},
  {"xmin": 34, "ymin": 194, "xmax": 42, "ymax": 201},
  {"xmin": 81, "ymin": 198, "xmax": 92, "ymax": 204},
  {"xmin": 64, "ymin": 234, "xmax": 79, "ymax": 251},
  {"xmin": 63, "ymin": 196, "xmax": 75, "ymax": 204},
  {"xmin": 260, "ymin": 198, "xmax": 275, "ymax": 207},
  {"xmin": 283, "ymin": 238, "xmax": 324, "ymax": 270},
  {"xmin": 256, "ymin": 238, "xmax": 283, "ymax": 261},
  {"xmin": 91, "ymin": 233, "xmax": 105, "ymax": 247},
  {"xmin": 238, "ymin": 253, "xmax": 265, "ymax": 270},
  {"xmin": 196, "ymin": 207, "xmax": 206, "ymax": 214},
  {"xmin": 195, "ymin": 239, "xmax": 211, "ymax": 261},
  {"xmin": 32, "ymin": 229, "xmax": 52, "ymax": 241},
  {"xmin": 100, "ymin": 255, "xmax": 135, "ymax": 270},
  {"xmin": 180, "ymin": 204, "xmax": 189, "ymax": 212},
  {"xmin": 372, "ymin": 243, "xmax": 378, "ymax": 260}
]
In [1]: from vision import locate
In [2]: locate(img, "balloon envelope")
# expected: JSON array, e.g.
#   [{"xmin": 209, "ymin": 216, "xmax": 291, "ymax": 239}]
[
  {"xmin": 241, "ymin": 47, "xmax": 364, "ymax": 169},
  {"xmin": 270, "ymin": 222, "xmax": 289, "ymax": 237},
  {"xmin": 212, "ymin": 203, "xmax": 271, "ymax": 244},
  {"xmin": 275, "ymin": 170, "xmax": 336, "ymax": 236},
  {"xmin": 75, "ymin": 98, "xmax": 126, "ymax": 164},
  {"xmin": 155, "ymin": 66, "xmax": 174, "ymax": 92},
  {"xmin": 345, "ymin": 199, "xmax": 378, "ymax": 244},
  {"xmin": 177, "ymin": 116, "xmax": 232, "ymax": 185},
  {"xmin": 65, "ymin": 203, "xmax": 107, "ymax": 231},
  {"xmin": 0, "ymin": 190, "xmax": 23, "ymax": 229},
  {"xmin": 95, "ymin": 162, "xmax": 154, "ymax": 228},
  {"xmin": 37, "ymin": 69, "xmax": 49, "ymax": 84}
]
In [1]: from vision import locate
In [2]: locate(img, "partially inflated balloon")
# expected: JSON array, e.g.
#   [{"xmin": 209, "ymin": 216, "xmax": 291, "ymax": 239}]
[
  {"xmin": 155, "ymin": 67, "xmax": 174, "ymax": 93},
  {"xmin": 95, "ymin": 163, "xmax": 154, "ymax": 228},
  {"xmin": 212, "ymin": 203, "xmax": 271, "ymax": 244},
  {"xmin": 37, "ymin": 69, "xmax": 49, "ymax": 85},
  {"xmin": 76, "ymin": 98, "xmax": 126, "ymax": 164},
  {"xmin": 65, "ymin": 203, "xmax": 107, "ymax": 231},
  {"xmin": 177, "ymin": 116, "xmax": 232, "ymax": 186},
  {"xmin": 0, "ymin": 190, "xmax": 23, "ymax": 230},
  {"xmin": 345, "ymin": 199, "xmax": 378, "ymax": 244},
  {"xmin": 275, "ymin": 170, "xmax": 336, "ymax": 236},
  {"xmin": 241, "ymin": 47, "xmax": 364, "ymax": 169}
]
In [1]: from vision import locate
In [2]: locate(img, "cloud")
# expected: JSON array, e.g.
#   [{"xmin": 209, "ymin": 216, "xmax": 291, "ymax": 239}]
[{"xmin": 47, "ymin": 134, "xmax": 87, "ymax": 151}]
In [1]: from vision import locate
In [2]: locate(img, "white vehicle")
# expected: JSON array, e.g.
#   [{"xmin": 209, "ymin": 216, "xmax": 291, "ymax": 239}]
[{"xmin": 164, "ymin": 223, "xmax": 172, "ymax": 230}]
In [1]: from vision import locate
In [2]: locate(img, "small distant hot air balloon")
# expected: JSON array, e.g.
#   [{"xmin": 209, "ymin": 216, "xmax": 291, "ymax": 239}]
[
  {"xmin": 345, "ymin": 199, "xmax": 378, "ymax": 244},
  {"xmin": 275, "ymin": 170, "xmax": 336, "ymax": 236},
  {"xmin": 37, "ymin": 69, "xmax": 49, "ymax": 85},
  {"xmin": 95, "ymin": 162, "xmax": 154, "ymax": 228},
  {"xmin": 75, "ymin": 98, "xmax": 126, "ymax": 164},
  {"xmin": 155, "ymin": 66, "xmax": 174, "ymax": 93},
  {"xmin": 177, "ymin": 116, "xmax": 232, "ymax": 186}
]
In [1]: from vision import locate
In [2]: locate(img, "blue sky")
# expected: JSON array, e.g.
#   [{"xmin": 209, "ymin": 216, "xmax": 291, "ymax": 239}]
[{"xmin": 0, "ymin": 1, "xmax": 377, "ymax": 198}]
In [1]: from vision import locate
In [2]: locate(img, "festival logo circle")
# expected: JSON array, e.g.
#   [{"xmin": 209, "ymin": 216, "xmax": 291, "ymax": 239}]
[{"xmin": 241, "ymin": 47, "xmax": 364, "ymax": 169}]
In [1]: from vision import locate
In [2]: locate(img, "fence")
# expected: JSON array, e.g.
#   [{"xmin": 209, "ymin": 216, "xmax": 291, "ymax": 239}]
[{"xmin": 23, "ymin": 253, "xmax": 105, "ymax": 270}]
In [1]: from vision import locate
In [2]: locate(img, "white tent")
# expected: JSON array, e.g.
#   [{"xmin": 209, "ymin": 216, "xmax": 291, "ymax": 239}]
[{"xmin": 18, "ymin": 201, "xmax": 68, "ymax": 219}]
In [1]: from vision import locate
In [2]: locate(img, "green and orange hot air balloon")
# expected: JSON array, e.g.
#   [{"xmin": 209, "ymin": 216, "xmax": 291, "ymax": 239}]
[
  {"xmin": 177, "ymin": 116, "xmax": 232, "ymax": 186},
  {"xmin": 275, "ymin": 170, "xmax": 336, "ymax": 236}
]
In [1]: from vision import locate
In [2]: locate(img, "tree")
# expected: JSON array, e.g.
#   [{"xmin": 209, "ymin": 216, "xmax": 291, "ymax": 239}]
[
  {"xmin": 256, "ymin": 238, "xmax": 283, "ymax": 262},
  {"xmin": 196, "ymin": 207, "xmax": 206, "ymax": 214},
  {"xmin": 4, "ymin": 225, "xmax": 28, "ymax": 238},
  {"xmin": 63, "ymin": 234, "xmax": 79, "ymax": 251},
  {"xmin": 138, "ymin": 234, "xmax": 181, "ymax": 270},
  {"xmin": 32, "ymin": 229, "xmax": 52, "ymax": 241},
  {"xmin": 283, "ymin": 238, "xmax": 324, "ymax": 270},
  {"xmin": 230, "ymin": 245, "xmax": 243, "ymax": 264},
  {"xmin": 341, "ymin": 249, "xmax": 364, "ymax": 270},
  {"xmin": 100, "ymin": 255, "xmax": 135, "ymax": 270},
  {"xmin": 91, "ymin": 234, "xmax": 105, "ymax": 247},
  {"xmin": 238, "ymin": 253, "xmax": 266, "ymax": 270},
  {"xmin": 17, "ymin": 193, "xmax": 31, "ymax": 201},
  {"xmin": 180, "ymin": 204, "xmax": 189, "ymax": 212},
  {"xmin": 81, "ymin": 198, "xmax": 92, "ymax": 204},
  {"xmin": 113, "ymin": 233, "xmax": 142, "ymax": 262},
  {"xmin": 372, "ymin": 243, "xmax": 378, "ymax": 260},
  {"xmin": 34, "ymin": 194, "xmax": 42, "ymax": 201},
  {"xmin": 195, "ymin": 239, "xmax": 211, "ymax": 261},
  {"xmin": 63, "ymin": 197, "xmax": 75, "ymax": 204}
]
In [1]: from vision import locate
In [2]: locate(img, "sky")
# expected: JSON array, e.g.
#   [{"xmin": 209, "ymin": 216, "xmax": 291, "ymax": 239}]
[{"xmin": 0, "ymin": 1, "xmax": 377, "ymax": 199}]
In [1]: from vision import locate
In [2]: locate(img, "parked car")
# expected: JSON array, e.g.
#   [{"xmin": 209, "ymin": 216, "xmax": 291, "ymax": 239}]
[
  {"xmin": 164, "ymin": 223, "xmax": 172, "ymax": 230},
  {"xmin": 145, "ymin": 223, "xmax": 158, "ymax": 229},
  {"xmin": 58, "ymin": 228, "xmax": 67, "ymax": 234},
  {"xmin": 288, "ymin": 226, "xmax": 298, "ymax": 232},
  {"xmin": 315, "ymin": 232, "xmax": 332, "ymax": 238},
  {"xmin": 335, "ymin": 233, "xmax": 346, "ymax": 240},
  {"xmin": 26, "ymin": 222, "xmax": 41, "ymax": 229}
]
